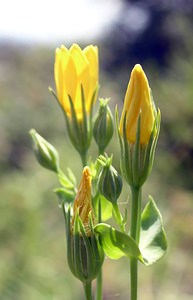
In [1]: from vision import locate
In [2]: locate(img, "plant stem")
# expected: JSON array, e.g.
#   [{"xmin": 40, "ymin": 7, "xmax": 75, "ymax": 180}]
[
  {"xmin": 96, "ymin": 269, "xmax": 102, "ymax": 300},
  {"xmin": 130, "ymin": 187, "xmax": 141, "ymax": 243},
  {"xmin": 96, "ymin": 197, "xmax": 103, "ymax": 300},
  {"xmin": 113, "ymin": 203, "xmax": 125, "ymax": 232},
  {"xmin": 130, "ymin": 186, "xmax": 142, "ymax": 300},
  {"xmin": 80, "ymin": 151, "xmax": 87, "ymax": 167},
  {"xmin": 83, "ymin": 281, "xmax": 93, "ymax": 300}
]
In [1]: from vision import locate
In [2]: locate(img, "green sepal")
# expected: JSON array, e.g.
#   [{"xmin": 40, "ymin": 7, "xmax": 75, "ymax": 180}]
[
  {"xmin": 67, "ymin": 214, "xmax": 104, "ymax": 283},
  {"xmin": 57, "ymin": 168, "xmax": 76, "ymax": 189},
  {"xmin": 139, "ymin": 110, "xmax": 161, "ymax": 186},
  {"xmin": 116, "ymin": 106, "xmax": 161, "ymax": 188},
  {"xmin": 115, "ymin": 108, "xmax": 132, "ymax": 184},
  {"xmin": 139, "ymin": 196, "xmax": 167, "ymax": 265},
  {"xmin": 95, "ymin": 223, "xmax": 144, "ymax": 262},
  {"xmin": 49, "ymin": 85, "xmax": 98, "ymax": 161},
  {"xmin": 67, "ymin": 167, "xmax": 77, "ymax": 185}
]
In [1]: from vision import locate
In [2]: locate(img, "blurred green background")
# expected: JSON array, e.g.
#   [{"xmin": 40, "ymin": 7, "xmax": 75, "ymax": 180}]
[{"xmin": 1, "ymin": 1, "xmax": 193, "ymax": 299}]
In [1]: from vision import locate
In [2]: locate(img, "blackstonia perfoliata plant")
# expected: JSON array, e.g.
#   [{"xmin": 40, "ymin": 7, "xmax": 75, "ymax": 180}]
[{"xmin": 30, "ymin": 44, "xmax": 167, "ymax": 300}]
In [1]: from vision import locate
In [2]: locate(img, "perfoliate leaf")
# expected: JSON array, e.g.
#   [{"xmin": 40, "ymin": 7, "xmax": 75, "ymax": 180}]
[
  {"xmin": 95, "ymin": 223, "xmax": 143, "ymax": 261},
  {"xmin": 93, "ymin": 195, "xmax": 112, "ymax": 222},
  {"xmin": 139, "ymin": 196, "xmax": 167, "ymax": 265}
]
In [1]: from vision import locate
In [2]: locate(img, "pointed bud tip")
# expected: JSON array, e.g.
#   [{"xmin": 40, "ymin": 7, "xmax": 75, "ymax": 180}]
[
  {"xmin": 131, "ymin": 63, "xmax": 149, "ymax": 88},
  {"xmin": 132, "ymin": 64, "xmax": 144, "ymax": 77},
  {"xmin": 83, "ymin": 166, "xmax": 92, "ymax": 182},
  {"xmin": 29, "ymin": 128, "xmax": 36, "ymax": 136}
]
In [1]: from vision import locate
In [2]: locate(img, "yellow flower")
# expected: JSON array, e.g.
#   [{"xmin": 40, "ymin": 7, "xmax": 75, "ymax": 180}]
[
  {"xmin": 71, "ymin": 167, "xmax": 95, "ymax": 235},
  {"xmin": 54, "ymin": 44, "xmax": 98, "ymax": 119},
  {"xmin": 119, "ymin": 64, "xmax": 155, "ymax": 145}
]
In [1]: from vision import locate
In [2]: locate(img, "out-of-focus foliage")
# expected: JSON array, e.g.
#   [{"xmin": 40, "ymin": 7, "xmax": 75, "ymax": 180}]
[{"xmin": 1, "ymin": 4, "xmax": 193, "ymax": 299}]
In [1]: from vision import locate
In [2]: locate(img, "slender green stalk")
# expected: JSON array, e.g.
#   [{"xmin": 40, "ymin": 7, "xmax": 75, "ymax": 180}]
[
  {"xmin": 83, "ymin": 281, "xmax": 93, "ymax": 300},
  {"xmin": 130, "ymin": 186, "xmax": 142, "ymax": 300},
  {"xmin": 96, "ymin": 197, "xmax": 103, "ymax": 300},
  {"xmin": 130, "ymin": 187, "xmax": 141, "ymax": 243},
  {"xmin": 113, "ymin": 203, "xmax": 125, "ymax": 232},
  {"xmin": 96, "ymin": 269, "xmax": 102, "ymax": 300},
  {"xmin": 80, "ymin": 151, "xmax": 87, "ymax": 167}
]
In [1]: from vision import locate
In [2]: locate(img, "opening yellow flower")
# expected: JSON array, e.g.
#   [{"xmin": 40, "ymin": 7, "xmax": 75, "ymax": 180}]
[
  {"xmin": 119, "ymin": 64, "xmax": 156, "ymax": 145},
  {"xmin": 54, "ymin": 44, "xmax": 98, "ymax": 120},
  {"xmin": 71, "ymin": 166, "xmax": 95, "ymax": 235}
]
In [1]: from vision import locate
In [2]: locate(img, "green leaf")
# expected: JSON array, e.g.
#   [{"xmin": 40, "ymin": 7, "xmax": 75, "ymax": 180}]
[
  {"xmin": 95, "ymin": 223, "xmax": 143, "ymax": 261},
  {"xmin": 93, "ymin": 195, "xmax": 112, "ymax": 221},
  {"xmin": 67, "ymin": 168, "xmax": 77, "ymax": 185},
  {"xmin": 139, "ymin": 196, "xmax": 167, "ymax": 265},
  {"xmin": 57, "ymin": 172, "xmax": 75, "ymax": 189},
  {"xmin": 54, "ymin": 187, "xmax": 75, "ymax": 204}
]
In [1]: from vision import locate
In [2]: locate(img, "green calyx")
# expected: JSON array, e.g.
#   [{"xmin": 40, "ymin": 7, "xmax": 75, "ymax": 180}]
[
  {"xmin": 64, "ymin": 207, "xmax": 104, "ymax": 283},
  {"xmin": 116, "ymin": 107, "xmax": 161, "ymax": 188},
  {"xmin": 49, "ymin": 85, "xmax": 98, "ymax": 164}
]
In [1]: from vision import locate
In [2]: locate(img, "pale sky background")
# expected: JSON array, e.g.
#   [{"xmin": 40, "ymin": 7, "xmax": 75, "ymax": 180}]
[{"xmin": 0, "ymin": 0, "xmax": 123, "ymax": 43}]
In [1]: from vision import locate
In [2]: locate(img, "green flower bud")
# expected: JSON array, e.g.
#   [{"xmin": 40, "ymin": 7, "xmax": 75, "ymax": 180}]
[
  {"xmin": 64, "ymin": 167, "xmax": 104, "ymax": 283},
  {"xmin": 64, "ymin": 214, "xmax": 104, "ymax": 283},
  {"xmin": 67, "ymin": 219, "xmax": 104, "ymax": 283},
  {"xmin": 116, "ymin": 107, "xmax": 161, "ymax": 188},
  {"xmin": 93, "ymin": 98, "xmax": 114, "ymax": 153},
  {"xmin": 98, "ymin": 155, "xmax": 122, "ymax": 204},
  {"xmin": 29, "ymin": 129, "xmax": 59, "ymax": 173}
]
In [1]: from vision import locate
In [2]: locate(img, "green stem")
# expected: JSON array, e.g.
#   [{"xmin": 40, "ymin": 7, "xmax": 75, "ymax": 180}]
[
  {"xmin": 130, "ymin": 187, "xmax": 141, "ymax": 243},
  {"xmin": 98, "ymin": 148, "xmax": 104, "ymax": 157},
  {"xmin": 80, "ymin": 151, "xmax": 87, "ymax": 167},
  {"xmin": 96, "ymin": 269, "xmax": 102, "ymax": 300},
  {"xmin": 96, "ymin": 197, "xmax": 103, "ymax": 300},
  {"xmin": 83, "ymin": 281, "xmax": 93, "ymax": 300},
  {"xmin": 130, "ymin": 186, "xmax": 142, "ymax": 300},
  {"xmin": 113, "ymin": 203, "xmax": 125, "ymax": 232}
]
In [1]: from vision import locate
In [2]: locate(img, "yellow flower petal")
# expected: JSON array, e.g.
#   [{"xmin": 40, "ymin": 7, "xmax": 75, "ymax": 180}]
[
  {"xmin": 54, "ymin": 44, "xmax": 99, "ymax": 119},
  {"xmin": 70, "ymin": 44, "xmax": 89, "ymax": 76},
  {"xmin": 63, "ymin": 55, "xmax": 78, "ymax": 115},
  {"xmin": 120, "ymin": 64, "xmax": 155, "ymax": 144},
  {"xmin": 54, "ymin": 47, "xmax": 64, "ymax": 105},
  {"xmin": 83, "ymin": 45, "xmax": 98, "ymax": 86},
  {"xmin": 83, "ymin": 45, "xmax": 98, "ymax": 111},
  {"xmin": 72, "ymin": 167, "xmax": 95, "ymax": 235}
]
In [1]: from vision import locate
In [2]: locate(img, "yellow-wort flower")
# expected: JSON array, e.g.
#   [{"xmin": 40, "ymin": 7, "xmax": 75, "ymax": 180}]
[
  {"xmin": 54, "ymin": 43, "xmax": 98, "ymax": 119},
  {"xmin": 71, "ymin": 166, "xmax": 95, "ymax": 235},
  {"xmin": 119, "ymin": 64, "xmax": 155, "ymax": 145}
]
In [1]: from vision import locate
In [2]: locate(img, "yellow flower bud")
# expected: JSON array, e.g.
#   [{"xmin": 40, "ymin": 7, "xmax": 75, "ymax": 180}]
[
  {"xmin": 71, "ymin": 167, "xmax": 95, "ymax": 235},
  {"xmin": 54, "ymin": 43, "xmax": 98, "ymax": 120},
  {"xmin": 119, "ymin": 64, "xmax": 155, "ymax": 145}
]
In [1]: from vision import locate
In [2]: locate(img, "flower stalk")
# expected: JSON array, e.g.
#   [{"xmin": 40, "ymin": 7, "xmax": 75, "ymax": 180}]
[
  {"xmin": 130, "ymin": 187, "xmax": 142, "ymax": 300},
  {"xmin": 83, "ymin": 281, "xmax": 93, "ymax": 300},
  {"xmin": 117, "ymin": 64, "xmax": 161, "ymax": 300}
]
